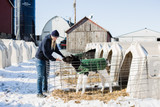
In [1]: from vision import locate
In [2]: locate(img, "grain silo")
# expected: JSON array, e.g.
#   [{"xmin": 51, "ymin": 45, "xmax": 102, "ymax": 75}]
[{"xmin": 15, "ymin": 0, "xmax": 35, "ymax": 42}]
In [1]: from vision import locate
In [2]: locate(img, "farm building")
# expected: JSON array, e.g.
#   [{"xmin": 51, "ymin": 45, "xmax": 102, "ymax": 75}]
[
  {"xmin": 66, "ymin": 17, "xmax": 112, "ymax": 53},
  {"xmin": 14, "ymin": 0, "xmax": 36, "ymax": 41},
  {"xmin": 39, "ymin": 16, "xmax": 73, "ymax": 45},
  {"xmin": 0, "ymin": 0, "xmax": 14, "ymax": 39},
  {"xmin": 117, "ymin": 28, "xmax": 160, "ymax": 42}
]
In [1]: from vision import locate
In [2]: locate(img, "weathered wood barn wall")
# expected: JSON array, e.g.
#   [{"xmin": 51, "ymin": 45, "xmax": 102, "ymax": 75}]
[{"xmin": 66, "ymin": 17, "xmax": 112, "ymax": 53}]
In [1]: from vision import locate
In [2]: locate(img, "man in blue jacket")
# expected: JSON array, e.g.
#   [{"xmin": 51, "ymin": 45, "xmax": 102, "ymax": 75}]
[{"xmin": 35, "ymin": 30, "xmax": 64, "ymax": 98}]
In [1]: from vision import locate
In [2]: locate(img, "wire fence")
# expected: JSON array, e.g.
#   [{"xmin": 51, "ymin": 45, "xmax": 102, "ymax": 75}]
[{"xmin": 47, "ymin": 55, "xmax": 160, "ymax": 102}]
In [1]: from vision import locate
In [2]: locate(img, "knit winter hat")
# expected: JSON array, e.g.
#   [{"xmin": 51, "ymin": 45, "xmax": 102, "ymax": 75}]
[{"xmin": 51, "ymin": 30, "xmax": 59, "ymax": 37}]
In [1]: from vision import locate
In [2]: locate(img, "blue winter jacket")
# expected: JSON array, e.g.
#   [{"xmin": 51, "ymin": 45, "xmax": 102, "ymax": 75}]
[{"xmin": 35, "ymin": 35, "xmax": 64, "ymax": 61}]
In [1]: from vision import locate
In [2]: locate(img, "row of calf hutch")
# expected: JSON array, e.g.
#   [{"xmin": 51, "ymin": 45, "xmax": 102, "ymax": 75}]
[
  {"xmin": 85, "ymin": 41, "xmax": 160, "ymax": 99},
  {"xmin": 0, "ymin": 39, "xmax": 37, "ymax": 69}
]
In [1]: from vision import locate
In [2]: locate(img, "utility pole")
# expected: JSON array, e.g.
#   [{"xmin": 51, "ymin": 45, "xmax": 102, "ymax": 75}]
[{"xmin": 73, "ymin": 0, "xmax": 76, "ymax": 24}]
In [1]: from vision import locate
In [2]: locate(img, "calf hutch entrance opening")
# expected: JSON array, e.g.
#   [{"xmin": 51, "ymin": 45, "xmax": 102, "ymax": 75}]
[
  {"xmin": 119, "ymin": 52, "xmax": 132, "ymax": 88},
  {"xmin": 100, "ymin": 50, "xmax": 103, "ymax": 58}
]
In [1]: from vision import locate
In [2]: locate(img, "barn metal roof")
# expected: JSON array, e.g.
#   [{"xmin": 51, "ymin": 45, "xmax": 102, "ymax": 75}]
[
  {"xmin": 118, "ymin": 28, "xmax": 160, "ymax": 38},
  {"xmin": 65, "ymin": 16, "xmax": 112, "ymax": 38}
]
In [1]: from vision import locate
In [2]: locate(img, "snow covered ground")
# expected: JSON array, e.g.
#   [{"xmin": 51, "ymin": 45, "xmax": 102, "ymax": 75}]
[{"xmin": 0, "ymin": 58, "xmax": 160, "ymax": 107}]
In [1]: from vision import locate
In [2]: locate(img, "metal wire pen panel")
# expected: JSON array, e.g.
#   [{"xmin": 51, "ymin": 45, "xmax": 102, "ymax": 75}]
[{"xmin": 47, "ymin": 55, "xmax": 160, "ymax": 103}]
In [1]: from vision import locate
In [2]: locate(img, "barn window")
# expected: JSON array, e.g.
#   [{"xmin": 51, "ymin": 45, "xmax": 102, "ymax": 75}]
[
  {"xmin": 90, "ymin": 24, "xmax": 91, "ymax": 31},
  {"xmin": 157, "ymin": 38, "xmax": 160, "ymax": 41}
]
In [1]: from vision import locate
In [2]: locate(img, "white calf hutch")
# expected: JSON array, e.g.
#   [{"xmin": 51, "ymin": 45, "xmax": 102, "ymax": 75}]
[
  {"xmin": 26, "ymin": 41, "xmax": 37, "ymax": 58},
  {"xmin": 118, "ymin": 42, "xmax": 160, "ymax": 99},
  {"xmin": 0, "ymin": 39, "xmax": 37, "ymax": 68},
  {"xmin": 0, "ymin": 41, "xmax": 8, "ymax": 69},
  {"xmin": 101, "ymin": 43, "xmax": 110, "ymax": 59},
  {"xmin": 15, "ymin": 40, "xmax": 30, "ymax": 62},
  {"xmin": 119, "ymin": 42, "xmax": 148, "ymax": 98},
  {"xmin": 95, "ymin": 43, "xmax": 104, "ymax": 58},
  {"xmin": 1, "ymin": 39, "xmax": 12, "ymax": 67},
  {"xmin": 10, "ymin": 40, "xmax": 22, "ymax": 65},
  {"xmin": 107, "ymin": 42, "xmax": 123, "ymax": 83}
]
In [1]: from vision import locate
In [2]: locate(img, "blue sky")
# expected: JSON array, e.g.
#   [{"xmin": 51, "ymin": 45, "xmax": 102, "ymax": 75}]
[{"xmin": 36, "ymin": 0, "xmax": 160, "ymax": 37}]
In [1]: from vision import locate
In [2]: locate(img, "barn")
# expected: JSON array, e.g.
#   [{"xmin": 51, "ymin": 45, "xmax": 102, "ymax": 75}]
[
  {"xmin": 39, "ymin": 16, "xmax": 73, "ymax": 45},
  {"xmin": 117, "ymin": 28, "xmax": 160, "ymax": 42},
  {"xmin": 0, "ymin": 0, "xmax": 14, "ymax": 39},
  {"xmin": 66, "ymin": 17, "xmax": 112, "ymax": 53}
]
